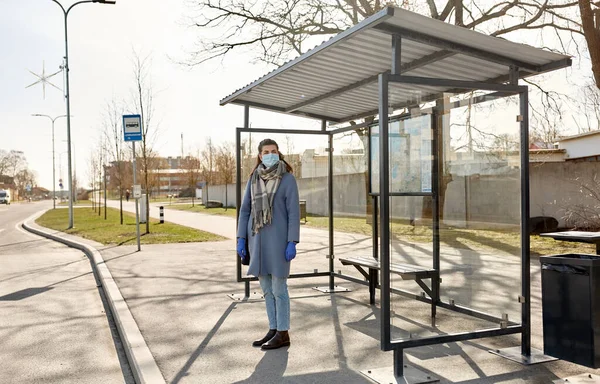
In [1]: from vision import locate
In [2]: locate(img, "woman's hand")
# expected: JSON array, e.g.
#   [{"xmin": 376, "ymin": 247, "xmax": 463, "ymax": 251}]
[
  {"xmin": 237, "ymin": 238, "xmax": 247, "ymax": 261},
  {"xmin": 285, "ymin": 242, "xmax": 296, "ymax": 262}
]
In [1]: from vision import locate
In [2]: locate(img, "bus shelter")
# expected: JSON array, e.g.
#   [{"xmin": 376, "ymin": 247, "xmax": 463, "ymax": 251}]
[{"xmin": 222, "ymin": 7, "xmax": 571, "ymax": 383}]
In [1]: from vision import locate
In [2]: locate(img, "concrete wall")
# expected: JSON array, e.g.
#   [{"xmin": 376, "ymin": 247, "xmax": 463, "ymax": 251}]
[
  {"xmin": 443, "ymin": 172, "xmax": 521, "ymax": 227},
  {"xmin": 206, "ymin": 161, "xmax": 598, "ymax": 228},
  {"xmin": 204, "ymin": 184, "xmax": 236, "ymax": 208},
  {"xmin": 529, "ymin": 161, "xmax": 599, "ymax": 227}
]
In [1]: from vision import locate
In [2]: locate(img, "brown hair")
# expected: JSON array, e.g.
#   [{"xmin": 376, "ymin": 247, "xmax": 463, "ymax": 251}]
[{"xmin": 251, "ymin": 138, "xmax": 293, "ymax": 174}]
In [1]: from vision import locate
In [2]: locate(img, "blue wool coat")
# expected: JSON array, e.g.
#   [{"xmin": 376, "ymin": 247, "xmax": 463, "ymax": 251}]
[{"xmin": 237, "ymin": 172, "xmax": 300, "ymax": 278}]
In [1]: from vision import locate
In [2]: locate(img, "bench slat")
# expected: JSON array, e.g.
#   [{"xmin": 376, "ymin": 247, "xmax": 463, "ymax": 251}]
[{"xmin": 339, "ymin": 256, "xmax": 437, "ymax": 279}]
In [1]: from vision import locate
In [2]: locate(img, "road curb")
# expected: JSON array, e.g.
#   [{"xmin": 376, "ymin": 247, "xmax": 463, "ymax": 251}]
[{"xmin": 22, "ymin": 211, "xmax": 165, "ymax": 384}]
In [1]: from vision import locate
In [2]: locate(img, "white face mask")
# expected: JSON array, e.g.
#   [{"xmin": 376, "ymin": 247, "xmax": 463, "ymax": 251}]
[{"xmin": 262, "ymin": 153, "xmax": 280, "ymax": 168}]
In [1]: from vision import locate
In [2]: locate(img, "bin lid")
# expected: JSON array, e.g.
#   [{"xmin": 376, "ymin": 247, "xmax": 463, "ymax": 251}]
[{"xmin": 539, "ymin": 253, "xmax": 600, "ymax": 267}]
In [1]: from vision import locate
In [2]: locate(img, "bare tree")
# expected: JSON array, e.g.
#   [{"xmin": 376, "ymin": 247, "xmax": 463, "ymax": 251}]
[
  {"xmin": 14, "ymin": 168, "xmax": 36, "ymax": 200},
  {"xmin": 130, "ymin": 50, "xmax": 159, "ymax": 234},
  {"xmin": 181, "ymin": 152, "xmax": 202, "ymax": 207},
  {"xmin": 215, "ymin": 142, "xmax": 236, "ymax": 209},
  {"xmin": 97, "ymin": 137, "xmax": 107, "ymax": 217},
  {"xmin": 200, "ymin": 137, "xmax": 217, "ymax": 205},
  {"xmin": 563, "ymin": 170, "xmax": 600, "ymax": 230},
  {"xmin": 573, "ymin": 80, "xmax": 600, "ymax": 132},
  {"xmin": 579, "ymin": 0, "xmax": 600, "ymax": 89},
  {"xmin": 0, "ymin": 150, "xmax": 27, "ymax": 178},
  {"xmin": 88, "ymin": 145, "xmax": 99, "ymax": 211},
  {"xmin": 103, "ymin": 97, "xmax": 127, "ymax": 224},
  {"xmin": 187, "ymin": 1, "xmax": 586, "ymax": 66}
]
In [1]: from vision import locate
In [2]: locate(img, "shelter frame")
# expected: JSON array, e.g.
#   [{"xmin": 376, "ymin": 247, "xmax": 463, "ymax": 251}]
[
  {"xmin": 227, "ymin": 6, "xmax": 570, "ymax": 381},
  {"xmin": 234, "ymin": 83, "xmax": 542, "ymax": 381}
]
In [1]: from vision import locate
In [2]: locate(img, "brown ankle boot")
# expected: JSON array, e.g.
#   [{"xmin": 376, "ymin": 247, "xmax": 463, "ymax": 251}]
[
  {"xmin": 252, "ymin": 329, "xmax": 276, "ymax": 347},
  {"xmin": 261, "ymin": 330, "xmax": 290, "ymax": 350}
]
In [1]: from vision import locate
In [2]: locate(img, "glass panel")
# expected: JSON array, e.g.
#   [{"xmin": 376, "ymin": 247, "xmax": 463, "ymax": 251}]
[
  {"xmin": 389, "ymin": 196, "xmax": 437, "ymax": 340},
  {"xmin": 389, "ymin": 115, "xmax": 432, "ymax": 193},
  {"xmin": 387, "ymin": 92, "xmax": 522, "ymax": 342},
  {"xmin": 331, "ymin": 130, "xmax": 373, "ymax": 280},
  {"xmin": 371, "ymin": 114, "xmax": 432, "ymax": 195},
  {"xmin": 439, "ymin": 93, "xmax": 522, "ymax": 323},
  {"xmin": 238, "ymin": 131, "xmax": 330, "ymax": 276}
]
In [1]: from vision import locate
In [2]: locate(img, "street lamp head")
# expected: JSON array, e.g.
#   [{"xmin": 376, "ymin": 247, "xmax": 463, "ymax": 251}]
[{"xmin": 93, "ymin": 0, "xmax": 116, "ymax": 3}]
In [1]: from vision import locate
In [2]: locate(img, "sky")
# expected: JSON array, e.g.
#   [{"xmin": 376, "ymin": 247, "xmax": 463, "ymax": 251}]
[
  {"xmin": 0, "ymin": 0, "xmax": 321, "ymax": 191},
  {"xmin": 0, "ymin": 1, "xmax": 593, "ymax": 191}
]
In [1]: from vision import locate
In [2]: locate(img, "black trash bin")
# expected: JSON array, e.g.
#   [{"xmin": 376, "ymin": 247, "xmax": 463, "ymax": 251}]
[{"xmin": 540, "ymin": 253, "xmax": 600, "ymax": 368}]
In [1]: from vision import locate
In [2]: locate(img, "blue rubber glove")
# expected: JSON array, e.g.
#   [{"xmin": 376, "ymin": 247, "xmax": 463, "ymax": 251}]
[
  {"xmin": 285, "ymin": 242, "xmax": 297, "ymax": 262},
  {"xmin": 237, "ymin": 238, "xmax": 247, "ymax": 261}
]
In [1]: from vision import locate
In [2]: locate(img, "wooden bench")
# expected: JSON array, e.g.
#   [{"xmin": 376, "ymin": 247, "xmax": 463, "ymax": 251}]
[
  {"xmin": 540, "ymin": 231, "xmax": 600, "ymax": 255},
  {"xmin": 339, "ymin": 256, "xmax": 438, "ymax": 305}
]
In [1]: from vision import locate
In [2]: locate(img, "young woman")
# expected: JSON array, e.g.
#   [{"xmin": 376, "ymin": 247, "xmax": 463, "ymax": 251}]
[{"xmin": 236, "ymin": 138, "xmax": 300, "ymax": 350}]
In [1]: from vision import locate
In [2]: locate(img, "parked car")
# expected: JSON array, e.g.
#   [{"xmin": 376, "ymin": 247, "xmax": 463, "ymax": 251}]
[{"xmin": 0, "ymin": 190, "xmax": 11, "ymax": 205}]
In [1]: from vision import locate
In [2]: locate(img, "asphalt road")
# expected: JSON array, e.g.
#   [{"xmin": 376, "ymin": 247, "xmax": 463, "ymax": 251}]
[{"xmin": 0, "ymin": 201, "xmax": 133, "ymax": 384}]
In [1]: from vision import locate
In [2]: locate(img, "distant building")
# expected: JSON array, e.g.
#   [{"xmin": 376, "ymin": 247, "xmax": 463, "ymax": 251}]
[{"xmin": 557, "ymin": 130, "xmax": 600, "ymax": 162}]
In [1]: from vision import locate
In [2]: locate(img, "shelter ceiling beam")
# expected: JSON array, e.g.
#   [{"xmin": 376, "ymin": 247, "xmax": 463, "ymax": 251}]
[
  {"xmin": 285, "ymin": 50, "xmax": 455, "ymax": 114},
  {"xmin": 232, "ymin": 100, "xmax": 341, "ymax": 123},
  {"xmin": 389, "ymin": 75, "xmax": 526, "ymax": 92},
  {"xmin": 373, "ymin": 23, "xmax": 540, "ymax": 73},
  {"xmin": 339, "ymin": 73, "xmax": 525, "ymax": 122},
  {"xmin": 332, "ymin": 90, "xmax": 516, "ymax": 132}
]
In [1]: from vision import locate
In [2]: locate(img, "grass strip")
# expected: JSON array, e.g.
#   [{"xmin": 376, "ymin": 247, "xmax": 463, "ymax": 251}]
[
  {"xmin": 306, "ymin": 214, "xmax": 595, "ymax": 256},
  {"xmin": 36, "ymin": 207, "xmax": 224, "ymax": 245},
  {"xmin": 57, "ymin": 200, "xmax": 93, "ymax": 206}
]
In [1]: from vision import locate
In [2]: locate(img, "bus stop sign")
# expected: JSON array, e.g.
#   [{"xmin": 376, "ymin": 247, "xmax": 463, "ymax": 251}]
[{"xmin": 123, "ymin": 115, "xmax": 142, "ymax": 142}]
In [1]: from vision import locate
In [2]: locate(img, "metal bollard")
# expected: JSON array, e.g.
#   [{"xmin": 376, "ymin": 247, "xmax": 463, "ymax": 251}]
[{"xmin": 159, "ymin": 206, "xmax": 164, "ymax": 224}]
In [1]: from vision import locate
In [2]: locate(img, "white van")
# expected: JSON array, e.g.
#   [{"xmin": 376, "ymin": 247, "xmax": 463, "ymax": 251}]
[{"xmin": 0, "ymin": 190, "xmax": 10, "ymax": 205}]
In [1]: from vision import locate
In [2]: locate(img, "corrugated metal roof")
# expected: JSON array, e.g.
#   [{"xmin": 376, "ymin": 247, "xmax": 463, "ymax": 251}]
[
  {"xmin": 558, "ymin": 129, "xmax": 600, "ymax": 142},
  {"xmin": 221, "ymin": 6, "xmax": 571, "ymax": 124}
]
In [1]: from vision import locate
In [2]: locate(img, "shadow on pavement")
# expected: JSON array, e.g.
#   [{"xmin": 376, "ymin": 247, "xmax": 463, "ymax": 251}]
[
  {"xmin": 0, "ymin": 287, "xmax": 54, "ymax": 301},
  {"xmin": 171, "ymin": 302, "xmax": 239, "ymax": 384}
]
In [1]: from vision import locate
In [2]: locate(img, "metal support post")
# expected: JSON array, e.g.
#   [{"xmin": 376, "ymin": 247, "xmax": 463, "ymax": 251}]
[
  {"xmin": 52, "ymin": 119, "xmax": 56, "ymax": 209},
  {"xmin": 133, "ymin": 142, "xmax": 141, "ymax": 252},
  {"xmin": 51, "ymin": 0, "xmax": 116, "ymax": 227},
  {"xmin": 328, "ymin": 133, "xmax": 335, "ymax": 290},
  {"xmin": 63, "ymin": 12, "xmax": 74, "ymax": 229},
  {"xmin": 236, "ymin": 126, "xmax": 243, "ymax": 284},
  {"xmin": 431, "ymin": 98, "xmax": 446, "ymax": 324},
  {"xmin": 520, "ymin": 89, "xmax": 531, "ymax": 356},
  {"xmin": 391, "ymin": 35, "xmax": 402, "ymax": 74},
  {"xmin": 32, "ymin": 114, "xmax": 68, "ymax": 209},
  {"xmin": 241, "ymin": 105, "xmax": 251, "ymax": 299},
  {"xmin": 372, "ymin": 196, "xmax": 378, "ymax": 261},
  {"xmin": 378, "ymin": 72, "xmax": 391, "ymax": 350},
  {"xmin": 104, "ymin": 165, "xmax": 107, "ymax": 220},
  {"xmin": 394, "ymin": 348, "xmax": 404, "ymax": 377}
]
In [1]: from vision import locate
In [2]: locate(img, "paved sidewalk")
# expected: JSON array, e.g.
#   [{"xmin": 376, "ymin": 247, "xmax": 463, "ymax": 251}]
[
  {"xmin": 98, "ymin": 240, "xmax": 600, "ymax": 384},
  {"xmin": 105, "ymin": 200, "xmax": 236, "ymax": 239},
  {"xmin": 68, "ymin": 201, "xmax": 600, "ymax": 382}
]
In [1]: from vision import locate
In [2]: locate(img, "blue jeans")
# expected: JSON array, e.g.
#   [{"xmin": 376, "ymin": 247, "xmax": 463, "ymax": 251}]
[{"xmin": 259, "ymin": 275, "xmax": 290, "ymax": 331}]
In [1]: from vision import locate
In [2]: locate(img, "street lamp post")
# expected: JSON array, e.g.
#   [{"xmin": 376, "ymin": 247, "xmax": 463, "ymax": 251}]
[
  {"xmin": 51, "ymin": 0, "xmax": 116, "ymax": 228},
  {"xmin": 32, "ymin": 114, "xmax": 67, "ymax": 209}
]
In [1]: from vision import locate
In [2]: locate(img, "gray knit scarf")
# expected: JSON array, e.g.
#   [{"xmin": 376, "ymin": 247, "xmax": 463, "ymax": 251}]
[{"xmin": 251, "ymin": 161, "xmax": 287, "ymax": 234}]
